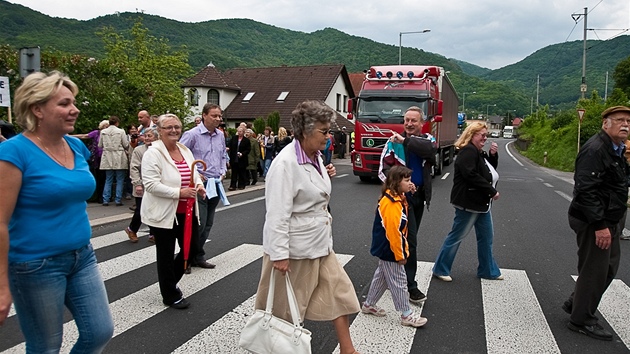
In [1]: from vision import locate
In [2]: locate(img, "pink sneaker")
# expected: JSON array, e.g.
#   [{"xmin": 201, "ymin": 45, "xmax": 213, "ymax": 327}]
[
  {"xmin": 401, "ymin": 312, "xmax": 427, "ymax": 327},
  {"xmin": 361, "ymin": 303, "xmax": 386, "ymax": 317}
]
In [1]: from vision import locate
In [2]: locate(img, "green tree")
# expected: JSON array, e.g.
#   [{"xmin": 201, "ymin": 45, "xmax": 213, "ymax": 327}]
[
  {"xmin": 613, "ymin": 56, "xmax": 630, "ymax": 98},
  {"xmin": 267, "ymin": 111, "xmax": 280, "ymax": 133},
  {"xmin": 98, "ymin": 18, "xmax": 193, "ymax": 120},
  {"xmin": 253, "ymin": 116, "xmax": 266, "ymax": 136}
]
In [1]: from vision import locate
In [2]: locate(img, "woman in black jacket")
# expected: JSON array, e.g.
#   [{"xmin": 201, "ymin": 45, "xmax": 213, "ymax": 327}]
[{"xmin": 432, "ymin": 121, "xmax": 503, "ymax": 281}]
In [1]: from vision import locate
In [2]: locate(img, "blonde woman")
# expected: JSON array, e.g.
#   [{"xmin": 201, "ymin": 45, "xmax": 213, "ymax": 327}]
[
  {"xmin": 0, "ymin": 71, "xmax": 113, "ymax": 351},
  {"xmin": 432, "ymin": 121, "xmax": 503, "ymax": 281}
]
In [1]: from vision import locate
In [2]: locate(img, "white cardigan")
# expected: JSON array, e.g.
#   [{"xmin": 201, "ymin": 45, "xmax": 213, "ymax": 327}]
[
  {"xmin": 263, "ymin": 140, "xmax": 333, "ymax": 261},
  {"xmin": 140, "ymin": 140, "xmax": 204, "ymax": 229}
]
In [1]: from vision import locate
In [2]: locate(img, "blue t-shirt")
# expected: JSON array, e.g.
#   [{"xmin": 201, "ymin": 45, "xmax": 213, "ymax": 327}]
[{"xmin": 0, "ymin": 134, "xmax": 95, "ymax": 262}]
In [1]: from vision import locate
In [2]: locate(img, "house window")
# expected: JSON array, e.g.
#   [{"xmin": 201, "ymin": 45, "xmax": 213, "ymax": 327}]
[
  {"xmin": 207, "ymin": 89, "xmax": 219, "ymax": 105},
  {"xmin": 243, "ymin": 92, "xmax": 255, "ymax": 102},
  {"xmin": 343, "ymin": 95, "xmax": 348, "ymax": 112},
  {"xmin": 336, "ymin": 93, "xmax": 341, "ymax": 111},
  {"xmin": 188, "ymin": 88, "xmax": 199, "ymax": 106},
  {"xmin": 277, "ymin": 91, "xmax": 290, "ymax": 101}
]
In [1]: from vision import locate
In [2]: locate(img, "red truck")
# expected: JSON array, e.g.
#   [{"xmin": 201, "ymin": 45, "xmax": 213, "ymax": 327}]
[{"xmin": 348, "ymin": 65, "xmax": 459, "ymax": 181}]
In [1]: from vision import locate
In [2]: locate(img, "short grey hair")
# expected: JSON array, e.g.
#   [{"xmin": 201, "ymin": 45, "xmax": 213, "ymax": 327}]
[{"xmin": 291, "ymin": 100, "xmax": 335, "ymax": 142}]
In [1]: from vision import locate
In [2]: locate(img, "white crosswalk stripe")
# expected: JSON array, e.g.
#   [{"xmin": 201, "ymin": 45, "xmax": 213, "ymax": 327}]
[{"xmin": 2, "ymin": 229, "xmax": 630, "ymax": 353}]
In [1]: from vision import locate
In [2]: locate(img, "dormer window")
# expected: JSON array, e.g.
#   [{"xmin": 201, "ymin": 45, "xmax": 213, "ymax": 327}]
[
  {"xmin": 243, "ymin": 92, "xmax": 255, "ymax": 102},
  {"xmin": 276, "ymin": 91, "xmax": 290, "ymax": 101}
]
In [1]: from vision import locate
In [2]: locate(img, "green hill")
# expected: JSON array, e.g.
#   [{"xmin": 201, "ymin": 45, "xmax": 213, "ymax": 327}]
[{"xmin": 1, "ymin": 0, "xmax": 628, "ymax": 116}]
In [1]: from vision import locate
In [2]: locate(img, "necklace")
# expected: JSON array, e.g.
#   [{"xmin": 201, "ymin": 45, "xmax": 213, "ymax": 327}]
[{"xmin": 36, "ymin": 135, "xmax": 68, "ymax": 167}]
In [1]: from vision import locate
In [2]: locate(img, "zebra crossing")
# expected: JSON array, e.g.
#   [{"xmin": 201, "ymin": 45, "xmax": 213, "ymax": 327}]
[{"xmin": 1, "ymin": 230, "xmax": 630, "ymax": 353}]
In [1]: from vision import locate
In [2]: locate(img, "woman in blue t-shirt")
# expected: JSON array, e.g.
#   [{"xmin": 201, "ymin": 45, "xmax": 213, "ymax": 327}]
[{"xmin": 0, "ymin": 71, "xmax": 114, "ymax": 352}]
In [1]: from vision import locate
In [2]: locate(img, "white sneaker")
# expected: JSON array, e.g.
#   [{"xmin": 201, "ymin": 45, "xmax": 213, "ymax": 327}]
[
  {"xmin": 621, "ymin": 228, "xmax": 630, "ymax": 240},
  {"xmin": 361, "ymin": 303, "xmax": 386, "ymax": 317},
  {"xmin": 401, "ymin": 312, "xmax": 428, "ymax": 327},
  {"xmin": 434, "ymin": 274, "xmax": 453, "ymax": 282}
]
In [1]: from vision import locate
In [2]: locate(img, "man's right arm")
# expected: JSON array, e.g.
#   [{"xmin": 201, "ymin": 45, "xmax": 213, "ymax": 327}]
[{"xmin": 404, "ymin": 135, "xmax": 437, "ymax": 164}]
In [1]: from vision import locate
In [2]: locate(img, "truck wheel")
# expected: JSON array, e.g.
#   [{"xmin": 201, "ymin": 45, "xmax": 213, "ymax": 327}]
[
  {"xmin": 433, "ymin": 151, "xmax": 443, "ymax": 176},
  {"xmin": 359, "ymin": 176, "xmax": 372, "ymax": 182},
  {"xmin": 443, "ymin": 147, "xmax": 454, "ymax": 166}
]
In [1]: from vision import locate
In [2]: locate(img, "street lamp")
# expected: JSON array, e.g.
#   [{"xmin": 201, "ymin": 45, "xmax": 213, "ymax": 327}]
[
  {"xmin": 486, "ymin": 104, "xmax": 496, "ymax": 120},
  {"xmin": 462, "ymin": 91, "xmax": 476, "ymax": 112},
  {"xmin": 399, "ymin": 29, "xmax": 431, "ymax": 65}
]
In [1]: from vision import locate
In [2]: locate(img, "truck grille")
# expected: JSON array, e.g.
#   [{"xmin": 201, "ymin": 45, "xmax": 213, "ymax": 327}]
[{"xmin": 361, "ymin": 137, "xmax": 388, "ymax": 149}]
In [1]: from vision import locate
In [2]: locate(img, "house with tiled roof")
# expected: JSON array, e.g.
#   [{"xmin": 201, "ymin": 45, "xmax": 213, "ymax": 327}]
[{"xmin": 182, "ymin": 64, "xmax": 356, "ymax": 132}]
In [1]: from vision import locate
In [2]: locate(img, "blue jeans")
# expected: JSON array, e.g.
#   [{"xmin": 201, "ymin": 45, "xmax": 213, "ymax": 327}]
[
  {"xmin": 432, "ymin": 208, "xmax": 501, "ymax": 279},
  {"xmin": 9, "ymin": 244, "xmax": 114, "ymax": 353},
  {"xmin": 103, "ymin": 169, "xmax": 126, "ymax": 204},
  {"xmin": 263, "ymin": 159, "xmax": 272, "ymax": 177}
]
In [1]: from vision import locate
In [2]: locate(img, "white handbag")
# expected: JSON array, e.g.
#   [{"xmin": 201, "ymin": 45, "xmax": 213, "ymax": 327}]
[{"xmin": 239, "ymin": 269, "xmax": 312, "ymax": 354}]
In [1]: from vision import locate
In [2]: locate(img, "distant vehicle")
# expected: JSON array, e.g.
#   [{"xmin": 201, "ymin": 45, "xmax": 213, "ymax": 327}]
[
  {"xmin": 490, "ymin": 131, "xmax": 500, "ymax": 138},
  {"xmin": 503, "ymin": 126, "xmax": 515, "ymax": 138}
]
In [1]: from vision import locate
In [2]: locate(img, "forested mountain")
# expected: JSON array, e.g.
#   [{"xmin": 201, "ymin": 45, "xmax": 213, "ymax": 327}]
[{"xmin": 1, "ymin": 0, "xmax": 628, "ymax": 115}]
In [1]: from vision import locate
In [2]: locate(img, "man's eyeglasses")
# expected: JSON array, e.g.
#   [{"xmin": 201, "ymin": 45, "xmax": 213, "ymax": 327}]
[
  {"xmin": 609, "ymin": 117, "xmax": 630, "ymax": 125},
  {"xmin": 317, "ymin": 128, "xmax": 332, "ymax": 135}
]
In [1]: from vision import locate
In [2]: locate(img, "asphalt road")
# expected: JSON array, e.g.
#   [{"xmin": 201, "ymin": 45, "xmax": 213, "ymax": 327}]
[{"xmin": 2, "ymin": 139, "xmax": 630, "ymax": 354}]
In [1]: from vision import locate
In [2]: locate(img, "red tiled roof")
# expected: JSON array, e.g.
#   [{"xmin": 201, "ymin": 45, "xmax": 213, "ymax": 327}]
[
  {"xmin": 222, "ymin": 64, "xmax": 355, "ymax": 131},
  {"xmin": 182, "ymin": 64, "xmax": 240, "ymax": 90},
  {"xmin": 348, "ymin": 73, "xmax": 365, "ymax": 98}
]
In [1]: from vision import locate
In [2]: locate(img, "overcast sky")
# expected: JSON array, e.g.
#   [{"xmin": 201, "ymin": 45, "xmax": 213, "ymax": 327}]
[{"xmin": 7, "ymin": 0, "xmax": 630, "ymax": 69}]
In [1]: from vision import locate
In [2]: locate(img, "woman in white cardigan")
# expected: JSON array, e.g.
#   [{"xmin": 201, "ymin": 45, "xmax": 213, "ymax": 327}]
[
  {"xmin": 254, "ymin": 100, "xmax": 361, "ymax": 354},
  {"xmin": 141, "ymin": 114, "xmax": 206, "ymax": 309}
]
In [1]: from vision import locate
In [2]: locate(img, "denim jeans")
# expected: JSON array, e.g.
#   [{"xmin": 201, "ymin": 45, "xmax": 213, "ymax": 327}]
[
  {"xmin": 263, "ymin": 158, "xmax": 272, "ymax": 177},
  {"xmin": 103, "ymin": 169, "xmax": 126, "ymax": 204},
  {"xmin": 196, "ymin": 190, "xmax": 220, "ymax": 263},
  {"xmin": 9, "ymin": 244, "xmax": 114, "ymax": 354},
  {"xmin": 433, "ymin": 208, "xmax": 501, "ymax": 279}
]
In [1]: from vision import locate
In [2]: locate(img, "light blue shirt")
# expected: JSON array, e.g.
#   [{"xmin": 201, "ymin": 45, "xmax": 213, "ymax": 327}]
[{"xmin": 180, "ymin": 123, "xmax": 228, "ymax": 178}]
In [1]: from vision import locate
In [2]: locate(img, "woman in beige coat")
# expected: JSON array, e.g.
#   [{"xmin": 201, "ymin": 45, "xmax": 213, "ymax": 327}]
[{"xmin": 99, "ymin": 115, "xmax": 129, "ymax": 206}]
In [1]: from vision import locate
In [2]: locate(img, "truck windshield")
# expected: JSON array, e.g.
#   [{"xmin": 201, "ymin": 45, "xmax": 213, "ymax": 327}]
[{"xmin": 356, "ymin": 99, "xmax": 428, "ymax": 123}]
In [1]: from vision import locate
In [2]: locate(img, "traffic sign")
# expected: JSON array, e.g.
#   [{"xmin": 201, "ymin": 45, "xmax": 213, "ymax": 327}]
[
  {"xmin": 577, "ymin": 109, "xmax": 585, "ymax": 123},
  {"xmin": 0, "ymin": 76, "xmax": 10, "ymax": 108}
]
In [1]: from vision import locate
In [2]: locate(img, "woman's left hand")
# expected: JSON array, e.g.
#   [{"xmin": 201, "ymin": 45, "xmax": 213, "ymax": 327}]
[
  {"xmin": 273, "ymin": 259, "xmax": 290, "ymax": 275},
  {"xmin": 326, "ymin": 163, "xmax": 336, "ymax": 177},
  {"xmin": 489, "ymin": 142, "xmax": 498, "ymax": 155}
]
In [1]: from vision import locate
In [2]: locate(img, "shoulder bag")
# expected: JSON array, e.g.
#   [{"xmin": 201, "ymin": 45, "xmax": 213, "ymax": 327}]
[{"xmin": 239, "ymin": 269, "xmax": 312, "ymax": 354}]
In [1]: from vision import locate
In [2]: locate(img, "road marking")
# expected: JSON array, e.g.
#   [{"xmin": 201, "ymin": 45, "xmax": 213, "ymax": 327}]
[
  {"xmin": 3, "ymin": 244, "xmax": 265, "ymax": 354},
  {"xmin": 333, "ymin": 261, "xmax": 434, "ymax": 354},
  {"xmin": 172, "ymin": 254, "xmax": 354, "ymax": 353},
  {"xmin": 483, "ymin": 269, "xmax": 561, "ymax": 354},
  {"xmin": 504, "ymin": 141, "xmax": 523, "ymax": 166},
  {"xmin": 543, "ymin": 183, "xmax": 554, "ymax": 188},
  {"xmin": 217, "ymin": 196, "xmax": 265, "ymax": 211},
  {"xmin": 335, "ymin": 173, "xmax": 349, "ymax": 178},
  {"xmin": 571, "ymin": 276, "xmax": 630, "ymax": 348},
  {"xmin": 441, "ymin": 172, "xmax": 450, "ymax": 180},
  {"xmin": 555, "ymin": 190, "xmax": 572, "ymax": 202}
]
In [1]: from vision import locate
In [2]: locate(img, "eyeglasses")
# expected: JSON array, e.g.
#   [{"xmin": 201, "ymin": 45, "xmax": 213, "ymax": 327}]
[
  {"xmin": 209, "ymin": 114, "xmax": 223, "ymax": 118},
  {"xmin": 161, "ymin": 125, "xmax": 182, "ymax": 131},
  {"xmin": 476, "ymin": 133, "xmax": 488, "ymax": 138},
  {"xmin": 609, "ymin": 117, "xmax": 630, "ymax": 125},
  {"xmin": 317, "ymin": 128, "xmax": 332, "ymax": 135}
]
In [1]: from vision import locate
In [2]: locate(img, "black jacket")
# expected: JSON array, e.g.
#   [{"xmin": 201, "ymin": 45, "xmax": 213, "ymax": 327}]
[
  {"xmin": 228, "ymin": 135, "xmax": 251, "ymax": 168},
  {"xmin": 569, "ymin": 130, "xmax": 629, "ymax": 230},
  {"xmin": 450, "ymin": 143, "xmax": 498, "ymax": 212}
]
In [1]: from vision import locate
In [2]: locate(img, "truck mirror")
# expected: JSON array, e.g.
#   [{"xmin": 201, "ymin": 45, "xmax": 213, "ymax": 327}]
[
  {"xmin": 434, "ymin": 115, "xmax": 443, "ymax": 122},
  {"xmin": 437, "ymin": 100, "xmax": 443, "ymax": 115},
  {"xmin": 347, "ymin": 99, "xmax": 353, "ymax": 114}
]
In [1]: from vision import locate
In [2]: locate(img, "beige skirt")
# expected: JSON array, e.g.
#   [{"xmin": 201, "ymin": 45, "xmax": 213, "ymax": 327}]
[{"xmin": 254, "ymin": 252, "xmax": 360, "ymax": 322}]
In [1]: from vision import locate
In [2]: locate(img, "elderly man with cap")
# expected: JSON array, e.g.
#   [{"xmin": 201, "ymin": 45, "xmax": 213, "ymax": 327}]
[{"xmin": 563, "ymin": 105, "xmax": 630, "ymax": 341}]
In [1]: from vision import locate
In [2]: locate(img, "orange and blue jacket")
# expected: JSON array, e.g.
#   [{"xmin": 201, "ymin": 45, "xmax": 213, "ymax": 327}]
[{"xmin": 370, "ymin": 190, "xmax": 409, "ymax": 262}]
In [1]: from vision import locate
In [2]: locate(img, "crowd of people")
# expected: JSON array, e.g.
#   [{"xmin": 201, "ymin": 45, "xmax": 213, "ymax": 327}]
[{"xmin": 0, "ymin": 69, "xmax": 628, "ymax": 353}]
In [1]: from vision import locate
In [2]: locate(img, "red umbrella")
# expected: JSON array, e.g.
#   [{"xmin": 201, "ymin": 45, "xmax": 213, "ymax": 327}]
[{"xmin": 184, "ymin": 159, "xmax": 207, "ymax": 270}]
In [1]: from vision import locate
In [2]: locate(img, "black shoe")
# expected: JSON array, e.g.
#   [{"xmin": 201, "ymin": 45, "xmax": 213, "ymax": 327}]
[
  {"xmin": 102, "ymin": 202, "xmax": 109, "ymax": 206},
  {"xmin": 168, "ymin": 297, "xmax": 190, "ymax": 310},
  {"xmin": 184, "ymin": 265, "xmax": 191, "ymax": 274},
  {"xmin": 194, "ymin": 260, "xmax": 216, "ymax": 269},
  {"xmin": 562, "ymin": 299, "xmax": 572, "ymax": 314},
  {"xmin": 567, "ymin": 322, "xmax": 613, "ymax": 341},
  {"xmin": 238, "ymin": 186, "xmax": 246, "ymax": 190},
  {"xmin": 409, "ymin": 288, "xmax": 427, "ymax": 304},
  {"xmin": 115, "ymin": 202, "xmax": 124, "ymax": 206}
]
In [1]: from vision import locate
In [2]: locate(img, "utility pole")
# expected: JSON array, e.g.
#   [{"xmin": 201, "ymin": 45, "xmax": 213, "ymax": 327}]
[
  {"xmin": 572, "ymin": 8, "xmax": 588, "ymax": 99},
  {"xmin": 605, "ymin": 71, "xmax": 609, "ymax": 101}
]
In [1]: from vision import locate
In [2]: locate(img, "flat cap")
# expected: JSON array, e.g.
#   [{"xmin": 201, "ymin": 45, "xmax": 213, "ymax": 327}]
[{"xmin": 601, "ymin": 105, "xmax": 630, "ymax": 119}]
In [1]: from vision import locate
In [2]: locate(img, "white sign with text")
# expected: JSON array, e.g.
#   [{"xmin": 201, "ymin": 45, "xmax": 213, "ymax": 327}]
[{"xmin": 0, "ymin": 76, "xmax": 10, "ymax": 108}]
